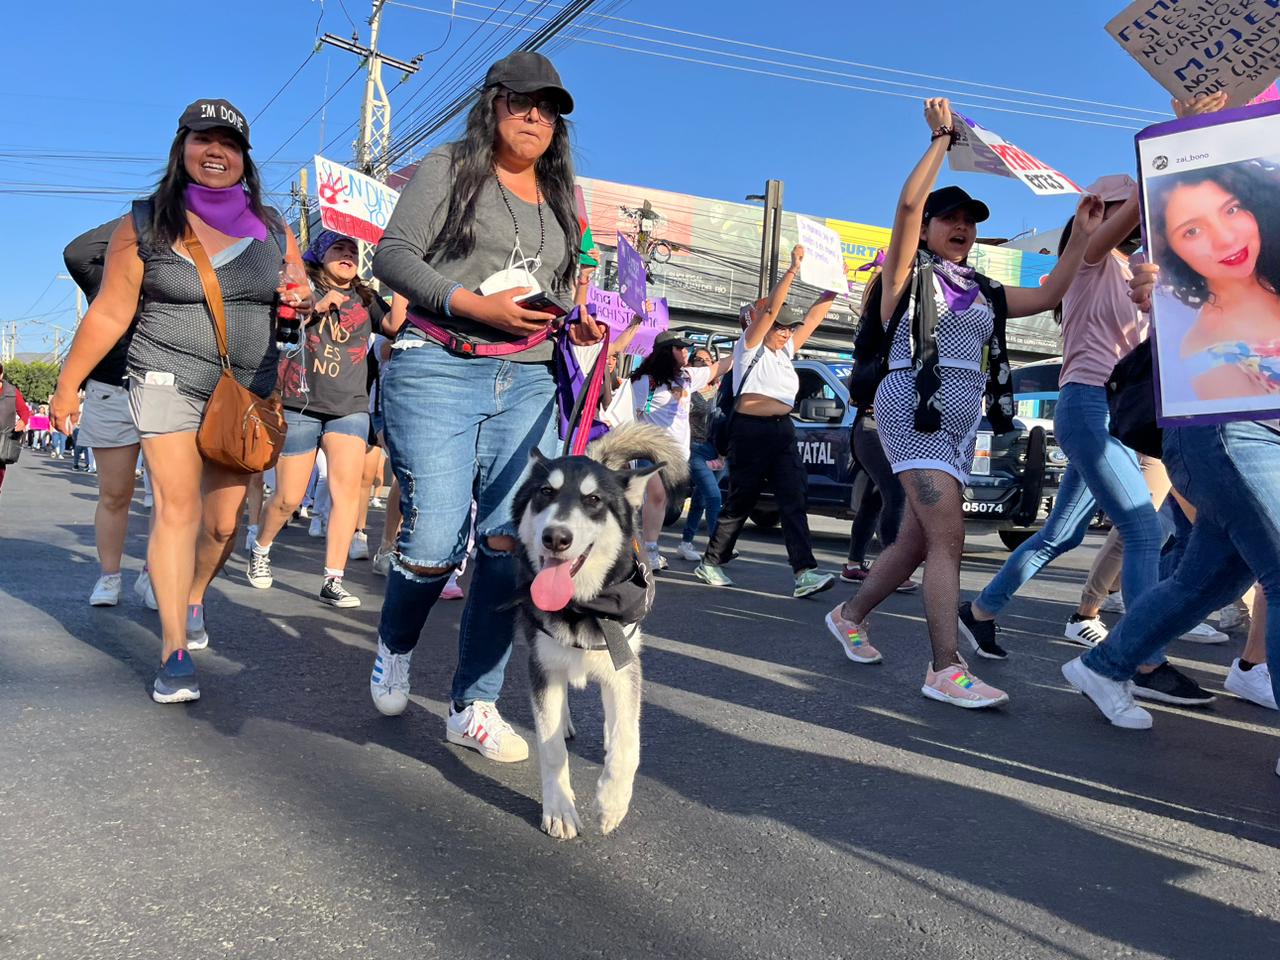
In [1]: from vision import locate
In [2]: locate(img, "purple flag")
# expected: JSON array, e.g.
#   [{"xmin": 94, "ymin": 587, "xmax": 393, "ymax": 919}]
[{"xmin": 615, "ymin": 235, "xmax": 648, "ymax": 316}]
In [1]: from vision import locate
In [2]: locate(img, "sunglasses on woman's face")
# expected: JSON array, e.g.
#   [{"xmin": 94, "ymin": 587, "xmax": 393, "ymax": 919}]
[
  {"xmin": 503, "ymin": 90, "xmax": 561, "ymax": 126},
  {"xmin": 690, "ymin": 356, "xmax": 711, "ymax": 367}
]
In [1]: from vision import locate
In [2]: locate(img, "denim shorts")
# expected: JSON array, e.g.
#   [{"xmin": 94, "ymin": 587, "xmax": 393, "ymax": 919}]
[{"xmin": 281, "ymin": 408, "xmax": 371, "ymax": 457}]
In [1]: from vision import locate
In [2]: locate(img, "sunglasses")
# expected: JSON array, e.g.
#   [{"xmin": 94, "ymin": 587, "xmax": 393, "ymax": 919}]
[
  {"xmin": 689, "ymin": 356, "xmax": 712, "ymax": 367},
  {"xmin": 502, "ymin": 90, "xmax": 561, "ymax": 126}
]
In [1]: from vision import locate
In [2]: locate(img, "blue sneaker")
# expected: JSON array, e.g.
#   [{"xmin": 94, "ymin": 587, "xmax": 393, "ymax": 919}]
[
  {"xmin": 186, "ymin": 604, "xmax": 208, "ymax": 651},
  {"xmin": 152, "ymin": 650, "xmax": 200, "ymax": 704}
]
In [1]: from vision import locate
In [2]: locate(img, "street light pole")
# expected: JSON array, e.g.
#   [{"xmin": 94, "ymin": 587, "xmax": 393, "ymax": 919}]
[{"xmin": 749, "ymin": 180, "xmax": 784, "ymax": 299}]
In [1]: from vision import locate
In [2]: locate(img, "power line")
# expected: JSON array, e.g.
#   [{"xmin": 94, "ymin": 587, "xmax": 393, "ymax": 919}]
[
  {"xmin": 258, "ymin": 64, "xmax": 365, "ymax": 168},
  {"xmin": 252, "ymin": 47, "xmax": 321, "ymax": 123}
]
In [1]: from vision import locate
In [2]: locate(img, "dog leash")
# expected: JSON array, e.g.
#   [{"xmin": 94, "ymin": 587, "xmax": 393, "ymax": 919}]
[{"xmin": 560, "ymin": 322, "xmax": 611, "ymax": 458}]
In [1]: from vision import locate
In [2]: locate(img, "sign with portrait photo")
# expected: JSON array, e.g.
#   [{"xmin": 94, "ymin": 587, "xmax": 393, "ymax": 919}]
[{"xmin": 1137, "ymin": 98, "xmax": 1280, "ymax": 424}]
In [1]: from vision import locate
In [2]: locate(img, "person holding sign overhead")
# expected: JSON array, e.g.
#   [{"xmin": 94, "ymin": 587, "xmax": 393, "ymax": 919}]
[
  {"xmin": 823, "ymin": 96, "xmax": 1104, "ymax": 709},
  {"xmin": 695, "ymin": 245, "xmax": 841, "ymax": 599}
]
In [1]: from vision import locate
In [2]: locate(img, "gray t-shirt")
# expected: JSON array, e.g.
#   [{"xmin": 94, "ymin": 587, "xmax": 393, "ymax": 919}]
[{"xmin": 372, "ymin": 145, "xmax": 573, "ymax": 364}]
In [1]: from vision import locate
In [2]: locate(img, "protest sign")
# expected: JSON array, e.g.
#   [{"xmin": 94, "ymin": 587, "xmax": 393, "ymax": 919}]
[
  {"xmin": 586, "ymin": 288, "xmax": 669, "ymax": 356},
  {"xmin": 1136, "ymin": 98, "xmax": 1280, "ymax": 424},
  {"xmin": 949, "ymin": 115, "xmax": 1081, "ymax": 196},
  {"xmin": 615, "ymin": 236, "xmax": 648, "ymax": 316},
  {"xmin": 314, "ymin": 156, "xmax": 400, "ymax": 244},
  {"xmin": 1106, "ymin": 0, "xmax": 1280, "ymax": 108},
  {"xmin": 795, "ymin": 216, "xmax": 848, "ymax": 292}
]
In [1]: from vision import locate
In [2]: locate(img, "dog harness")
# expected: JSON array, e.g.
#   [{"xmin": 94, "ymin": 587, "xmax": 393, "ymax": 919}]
[{"xmin": 534, "ymin": 546, "xmax": 655, "ymax": 670}]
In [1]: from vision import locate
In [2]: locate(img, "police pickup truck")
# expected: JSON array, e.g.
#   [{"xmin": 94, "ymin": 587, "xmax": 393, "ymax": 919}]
[{"xmin": 745, "ymin": 356, "xmax": 1067, "ymax": 550}]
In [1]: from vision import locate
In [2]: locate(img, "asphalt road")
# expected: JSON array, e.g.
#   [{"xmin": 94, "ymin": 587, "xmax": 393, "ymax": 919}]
[{"xmin": 2, "ymin": 455, "xmax": 1278, "ymax": 960}]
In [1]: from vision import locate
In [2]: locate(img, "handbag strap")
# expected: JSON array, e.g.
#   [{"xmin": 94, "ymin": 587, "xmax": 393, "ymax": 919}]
[
  {"xmin": 560, "ymin": 327, "xmax": 611, "ymax": 457},
  {"xmin": 182, "ymin": 227, "xmax": 233, "ymax": 373}
]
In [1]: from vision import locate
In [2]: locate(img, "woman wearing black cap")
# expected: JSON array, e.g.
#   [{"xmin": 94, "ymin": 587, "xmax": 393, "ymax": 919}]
[
  {"xmin": 51, "ymin": 98, "xmax": 309, "ymax": 705},
  {"xmin": 696, "ymin": 245, "xmax": 841, "ymax": 598},
  {"xmin": 367, "ymin": 52, "xmax": 604, "ymax": 763},
  {"xmin": 823, "ymin": 96, "xmax": 1103, "ymax": 709},
  {"xmin": 630, "ymin": 330, "xmax": 732, "ymax": 570}
]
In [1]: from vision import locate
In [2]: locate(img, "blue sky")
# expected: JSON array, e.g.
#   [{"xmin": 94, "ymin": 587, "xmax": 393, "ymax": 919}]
[{"xmin": 2, "ymin": 0, "xmax": 1174, "ymax": 353}]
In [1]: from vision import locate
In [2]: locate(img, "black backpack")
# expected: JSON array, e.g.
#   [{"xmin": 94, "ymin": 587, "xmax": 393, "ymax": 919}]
[
  {"xmin": 710, "ymin": 348, "xmax": 765, "ymax": 457},
  {"xmin": 1107, "ymin": 339, "xmax": 1162, "ymax": 458}
]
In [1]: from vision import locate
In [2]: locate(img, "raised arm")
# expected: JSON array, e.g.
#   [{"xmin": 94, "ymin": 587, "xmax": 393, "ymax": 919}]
[
  {"xmin": 51, "ymin": 217, "xmax": 144, "ymax": 433},
  {"xmin": 791, "ymin": 285, "xmax": 840, "ymax": 352},
  {"xmin": 881, "ymin": 98, "xmax": 955, "ymax": 325},
  {"xmin": 609, "ymin": 312, "xmax": 644, "ymax": 355},
  {"xmin": 1004, "ymin": 193, "xmax": 1104, "ymax": 319},
  {"xmin": 1083, "ymin": 184, "xmax": 1140, "ymax": 265},
  {"xmin": 743, "ymin": 246, "xmax": 802, "ymax": 349}
]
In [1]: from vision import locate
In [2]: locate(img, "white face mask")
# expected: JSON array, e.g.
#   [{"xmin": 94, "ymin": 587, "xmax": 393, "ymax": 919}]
[{"xmin": 479, "ymin": 237, "xmax": 543, "ymax": 297}]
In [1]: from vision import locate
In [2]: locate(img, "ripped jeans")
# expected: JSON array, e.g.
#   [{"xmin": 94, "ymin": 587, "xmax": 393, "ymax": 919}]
[{"xmin": 378, "ymin": 341, "xmax": 557, "ymax": 705}]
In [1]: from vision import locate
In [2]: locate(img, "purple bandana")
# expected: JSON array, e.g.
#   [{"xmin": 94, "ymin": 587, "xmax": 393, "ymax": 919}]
[
  {"xmin": 183, "ymin": 183, "xmax": 268, "ymax": 243},
  {"xmin": 929, "ymin": 253, "xmax": 981, "ymax": 313}
]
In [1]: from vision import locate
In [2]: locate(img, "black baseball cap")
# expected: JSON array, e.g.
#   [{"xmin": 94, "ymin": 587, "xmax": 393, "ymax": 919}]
[
  {"xmin": 773, "ymin": 302, "xmax": 807, "ymax": 328},
  {"xmin": 653, "ymin": 331, "xmax": 691, "ymax": 351},
  {"xmin": 924, "ymin": 185, "xmax": 989, "ymax": 223},
  {"xmin": 177, "ymin": 98, "xmax": 251, "ymax": 149},
  {"xmin": 484, "ymin": 51, "xmax": 574, "ymax": 115}
]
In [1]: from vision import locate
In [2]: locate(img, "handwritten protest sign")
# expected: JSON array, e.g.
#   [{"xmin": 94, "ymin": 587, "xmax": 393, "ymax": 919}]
[
  {"xmin": 1136, "ymin": 98, "xmax": 1280, "ymax": 424},
  {"xmin": 314, "ymin": 155, "xmax": 400, "ymax": 244},
  {"xmin": 1106, "ymin": 0, "xmax": 1280, "ymax": 108},
  {"xmin": 586, "ymin": 288, "xmax": 668, "ymax": 356},
  {"xmin": 795, "ymin": 216, "xmax": 848, "ymax": 292},
  {"xmin": 615, "ymin": 235, "xmax": 648, "ymax": 316},
  {"xmin": 949, "ymin": 115, "xmax": 1081, "ymax": 196}
]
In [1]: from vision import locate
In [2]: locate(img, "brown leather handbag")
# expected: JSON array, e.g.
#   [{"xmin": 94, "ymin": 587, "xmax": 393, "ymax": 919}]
[{"xmin": 184, "ymin": 228, "xmax": 288, "ymax": 473}]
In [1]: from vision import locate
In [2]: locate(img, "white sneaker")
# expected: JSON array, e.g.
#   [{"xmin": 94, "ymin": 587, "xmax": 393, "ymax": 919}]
[
  {"xmin": 1063, "ymin": 616, "xmax": 1109, "ymax": 648},
  {"xmin": 348, "ymin": 531, "xmax": 370, "ymax": 561},
  {"xmin": 370, "ymin": 639, "xmax": 412, "ymax": 716},
  {"xmin": 308, "ymin": 516, "xmax": 326, "ymax": 538},
  {"xmin": 372, "ymin": 546, "xmax": 392, "ymax": 577},
  {"xmin": 244, "ymin": 524, "xmax": 259, "ymax": 553},
  {"xmin": 89, "ymin": 573, "xmax": 123, "ymax": 607},
  {"xmin": 1100, "ymin": 593, "xmax": 1125, "ymax": 614},
  {"xmin": 1181, "ymin": 621, "xmax": 1229, "ymax": 644},
  {"xmin": 646, "ymin": 546, "xmax": 668, "ymax": 572},
  {"xmin": 447, "ymin": 701, "xmax": 529, "ymax": 763},
  {"xmin": 1216, "ymin": 604, "xmax": 1247, "ymax": 631},
  {"xmin": 134, "ymin": 571, "xmax": 158, "ymax": 610},
  {"xmin": 142, "ymin": 494, "xmax": 154, "ymax": 509},
  {"xmin": 1062, "ymin": 657, "xmax": 1153, "ymax": 729},
  {"xmin": 676, "ymin": 541, "xmax": 701, "ymax": 562},
  {"xmin": 1224, "ymin": 659, "xmax": 1277, "ymax": 710}
]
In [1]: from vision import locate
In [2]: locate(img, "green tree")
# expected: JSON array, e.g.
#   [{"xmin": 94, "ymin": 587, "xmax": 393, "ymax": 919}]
[{"xmin": 3, "ymin": 361, "xmax": 61, "ymax": 405}]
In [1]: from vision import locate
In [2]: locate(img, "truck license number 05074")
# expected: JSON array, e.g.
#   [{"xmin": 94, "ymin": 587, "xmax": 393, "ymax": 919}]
[{"xmin": 962, "ymin": 500, "xmax": 1005, "ymax": 514}]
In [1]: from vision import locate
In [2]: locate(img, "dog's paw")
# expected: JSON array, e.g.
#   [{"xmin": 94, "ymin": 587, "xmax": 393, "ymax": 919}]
[
  {"xmin": 541, "ymin": 794, "xmax": 582, "ymax": 840},
  {"xmin": 595, "ymin": 783, "xmax": 632, "ymax": 836}
]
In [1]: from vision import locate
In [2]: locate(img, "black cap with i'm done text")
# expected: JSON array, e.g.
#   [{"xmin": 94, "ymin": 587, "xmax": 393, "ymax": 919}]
[{"xmin": 177, "ymin": 99, "xmax": 252, "ymax": 149}]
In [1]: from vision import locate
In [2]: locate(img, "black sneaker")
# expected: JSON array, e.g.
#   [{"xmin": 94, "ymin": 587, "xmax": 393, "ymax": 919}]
[
  {"xmin": 1131, "ymin": 663, "xmax": 1216, "ymax": 706},
  {"xmin": 957, "ymin": 601, "xmax": 1008, "ymax": 660},
  {"xmin": 320, "ymin": 577, "xmax": 361, "ymax": 608}
]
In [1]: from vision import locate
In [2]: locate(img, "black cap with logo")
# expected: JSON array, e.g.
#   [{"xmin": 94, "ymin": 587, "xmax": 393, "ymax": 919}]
[
  {"xmin": 923, "ymin": 185, "xmax": 989, "ymax": 223},
  {"xmin": 652, "ymin": 330, "xmax": 692, "ymax": 351},
  {"xmin": 484, "ymin": 51, "xmax": 574, "ymax": 114},
  {"xmin": 177, "ymin": 99, "xmax": 252, "ymax": 149}
]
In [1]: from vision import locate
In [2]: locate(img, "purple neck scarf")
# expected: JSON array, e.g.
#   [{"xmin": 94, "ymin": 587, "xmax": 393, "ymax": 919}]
[
  {"xmin": 184, "ymin": 183, "xmax": 268, "ymax": 243},
  {"xmin": 928, "ymin": 252, "xmax": 981, "ymax": 313}
]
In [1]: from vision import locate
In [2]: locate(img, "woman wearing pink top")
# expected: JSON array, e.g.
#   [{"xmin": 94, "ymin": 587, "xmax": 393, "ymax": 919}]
[{"xmin": 956, "ymin": 175, "xmax": 1210, "ymax": 705}]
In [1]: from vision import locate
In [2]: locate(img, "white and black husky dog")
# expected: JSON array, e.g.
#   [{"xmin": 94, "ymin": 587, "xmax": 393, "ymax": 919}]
[{"xmin": 512, "ymin": 422, "xmax": 688, "ymax": 840}]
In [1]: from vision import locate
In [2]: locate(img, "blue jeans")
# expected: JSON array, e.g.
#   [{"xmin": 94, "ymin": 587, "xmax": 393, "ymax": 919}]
[
  {"xmin": 377, "ymin": 343, "xmax": 557, "ymax": 706},
  {"xmin": 682, "ymin": 440, "xmax": 723, "ymax": 543},
  {"xmin": 50, "ymin": 432, "xmax": 67, "ymax": 456},
  {"xmin": 1085, "ymin": 421, "xmax": 1280, "ymax": 709},
  {"xmin": 976, "ymin": 383, "xmax": 1163, "ymax": 617}
]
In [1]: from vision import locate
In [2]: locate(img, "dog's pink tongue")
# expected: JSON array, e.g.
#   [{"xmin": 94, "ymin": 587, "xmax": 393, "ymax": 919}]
[{"xmin": 531, "ymin": 557, "xmax": 575, "ymax": 611}]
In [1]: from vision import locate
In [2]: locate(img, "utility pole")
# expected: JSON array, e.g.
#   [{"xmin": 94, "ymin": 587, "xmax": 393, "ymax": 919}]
[
  {"xmin": 295, "ymin": 168, "xmax": 312, "ymax": 248},
  {"xmin": 56, "ymin": 274, "xmax": 83, "ymax": 326},
  {"xmin": 753, "ymin": 179, "xmax": 784, "ymax": 299},
  {"xmin": 320, "ymin": 0, "xmax": 422, "ymax": 277}
]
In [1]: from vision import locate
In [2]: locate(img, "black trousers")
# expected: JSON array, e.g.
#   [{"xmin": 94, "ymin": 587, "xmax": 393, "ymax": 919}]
[
  {"xmin": 705, "ymin": 413, "xmax": 817, "ymax": 573},
  {"xmin": 847, "ymin": 412, "xmax": 906, "ymax": 563}
]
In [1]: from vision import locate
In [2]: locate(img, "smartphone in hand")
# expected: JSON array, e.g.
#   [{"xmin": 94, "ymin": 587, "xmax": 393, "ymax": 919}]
[{"xmin": 517, "ymin": 291, "xmax": 570, "ymax": 320}]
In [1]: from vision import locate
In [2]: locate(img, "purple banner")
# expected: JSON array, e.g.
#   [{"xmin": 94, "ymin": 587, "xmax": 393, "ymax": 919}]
[
  {"xmin": 586, "ymin": 288, "xmax": 668, "ymax": 356},
  {"xmin": 615, "ymin": 235, "xmax": 648, "ymax": 316}
]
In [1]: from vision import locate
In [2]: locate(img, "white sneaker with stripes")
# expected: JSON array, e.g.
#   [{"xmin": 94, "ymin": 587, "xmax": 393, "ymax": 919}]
[
  {"xmin": 447, "ymin": 700, "xmax": 529, "ymax": 763},
  {"xmin": 1063, "ymin": 616, "xmax": 1109, "ymax": 648}
]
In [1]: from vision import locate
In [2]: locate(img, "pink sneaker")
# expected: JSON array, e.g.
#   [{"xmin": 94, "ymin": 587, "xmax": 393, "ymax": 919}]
[
  {"xmin": 441, "ymin": 574, "xmax": 464, "ymax": 601},
  {"xmin": 824, "ymin": 603, "xmax": 882, "ymax": 664},
  {"xmin": 922, "ymin": 656, "xmax": 1009, "ymax": 709}
]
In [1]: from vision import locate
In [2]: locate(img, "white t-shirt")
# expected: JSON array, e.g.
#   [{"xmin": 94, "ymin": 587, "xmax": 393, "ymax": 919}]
[
  {"xmin": 734, "ymin": 337, "xmax": 798, "ymax": 406},
  {"xmin": 634, "ymin": 366, "xmax": 714, "ymax": 455}
]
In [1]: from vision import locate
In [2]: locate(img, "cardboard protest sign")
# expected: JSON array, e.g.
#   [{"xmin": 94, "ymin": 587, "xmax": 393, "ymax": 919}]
[
  {"xmin": 795, "ymin": 216, "xmax": 848, "ymax": 292},
  {"xmin": 615, "ymin": 235, "xmax": 648, "ymax": 316},
  {"xmin": 1106, "ymin": 1, "xmax": 1280, "ymax": 108},
  {"xmin": 586, "ymin": 288, "xmax": 669, "ymax": 356},
  {"xmin": 949, "ymin": 115, "xmax": 1081, "ymax": 196},
  {"xmin": 314, "ymin": 156, "xmax": 400, "ymax": 244},
  {"xmin": 1136, "ymin": 98, "xmax": 1280, "ymax": 424}
]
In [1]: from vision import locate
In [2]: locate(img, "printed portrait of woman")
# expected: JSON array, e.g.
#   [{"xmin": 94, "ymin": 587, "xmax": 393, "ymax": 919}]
[{"xmin": 1149, "ymin": 158, "xmax": 1280, "ymax": 403}]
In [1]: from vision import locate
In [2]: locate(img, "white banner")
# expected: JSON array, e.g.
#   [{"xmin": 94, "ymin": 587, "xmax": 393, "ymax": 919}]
[
  {"xmin": 1106, "ymin": 0, "xmax": 1280, "ymax": 108},
  {"xmin": 795, "ymin": 216, "xmax": 848, "ymax": 292},
  {"xmin": 948, "ymin": 114, "xmax": 1082, "ymax": 196},
  {"xmin": 314, "ymin": 155, "xmax": 400, "ymax": 244}
]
